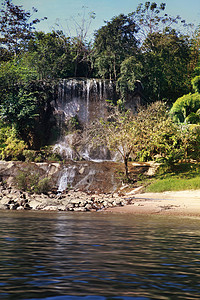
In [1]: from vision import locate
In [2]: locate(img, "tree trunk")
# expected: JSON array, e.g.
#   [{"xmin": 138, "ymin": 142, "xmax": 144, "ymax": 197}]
[{"xmin": 124, "ymin": 156, "xmax": 129, "ymax": 181}]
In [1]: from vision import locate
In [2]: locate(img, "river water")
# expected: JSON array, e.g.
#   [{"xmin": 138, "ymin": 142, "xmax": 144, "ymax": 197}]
[{"xmin": 1, "ymin": 211, "xmax": 200, "ymax": 300}]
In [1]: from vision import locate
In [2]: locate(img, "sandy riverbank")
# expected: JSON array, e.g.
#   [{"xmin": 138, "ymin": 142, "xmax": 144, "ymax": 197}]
[{"xmin": 105, "ymin": 190, "xmax": 200, "ymax": 217}]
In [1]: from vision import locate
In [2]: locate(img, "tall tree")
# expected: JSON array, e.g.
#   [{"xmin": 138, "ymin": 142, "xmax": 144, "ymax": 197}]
[
  {"xmin": 0, "ymin": 0, "xmax": 47, "ymax": 56},
  {"xmin": 93, "ymin": 14, "xmax": 138, "ymax": 80},
  {"xmin": 140, "ymin": 31, "xmax": 192, "ymax": 102},
  {"xmin": 27, "ymin": 31, "xmax": 74, "ymax": 79},
  {"xmin": 130, "ymin": 1, "xmax": 189, "ymax": 45}
]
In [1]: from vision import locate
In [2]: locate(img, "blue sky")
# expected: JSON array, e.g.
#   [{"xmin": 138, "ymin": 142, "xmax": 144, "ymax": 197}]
[{"xmin": 12, "ymin": 0, "xmax": 200, "ymax": 38}]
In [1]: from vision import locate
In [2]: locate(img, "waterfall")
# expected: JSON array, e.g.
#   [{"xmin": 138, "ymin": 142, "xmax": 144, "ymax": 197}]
[
  {"xmin": 86, "ymin": 80, "xmax": 91, "ymax": 122},
  {"xmin": 57, "ymin": 165, "xmax": 77, "ymax": 192},
  {"xmin": 55, "ymin": 78, "xmax": 117, "ymax": 124},
  {"xmin": 53, "ymin": 78, "xmax": 118, "ymax": 161}
]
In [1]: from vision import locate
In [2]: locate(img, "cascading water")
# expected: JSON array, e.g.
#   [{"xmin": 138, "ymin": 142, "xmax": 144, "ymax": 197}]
[
  {"xmin": 53, "ymin": 78, "xmax": 145, "ymax": 193},
  {"xmin": 53, "ymin": 78, "xmax": 118, "ymax": 161},
  {"xmin": 57, "ymin": 165, "xmax": 77, "ymax": 192},
  {"xmin": 56, "ymin": 161, "xmax": 123, "ymax": 193},
  {"xmin": 55, "ymin": 78, "xmax": 116, "ymax": 124}
]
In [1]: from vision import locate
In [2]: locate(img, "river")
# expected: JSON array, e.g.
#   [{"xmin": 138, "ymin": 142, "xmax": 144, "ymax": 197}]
[{"xmin": 1, "ymin": 211, "xmax": 200, "ymax": 300}]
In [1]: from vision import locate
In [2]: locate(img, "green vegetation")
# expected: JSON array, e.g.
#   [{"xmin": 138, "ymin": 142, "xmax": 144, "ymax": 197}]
[
  {"xmin": 0, "ymin": 0, "xmax": 200, "ymax": 192},
  {"xmin": 15, "ymin": 168, "xmax": 50, "ymax": 194},
  {"xmin": 89, "ymin": 101, "xmax": 200, "ymax": 180},
  {"xmin": 145, "ymin": 163, "xmax": 200, "ymax": 192},
  {"xmin": 146, "ymin": 176, "xmax": 200, "ymax": 192}
]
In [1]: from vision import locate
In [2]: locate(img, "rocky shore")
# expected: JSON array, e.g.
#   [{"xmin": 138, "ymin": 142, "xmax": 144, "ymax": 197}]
[
  {"xmin": 0, "ymin": 179, "xmax": 135, "ymax": 212},
  {"xmin": 1, "ymin": 179, "xmax": 200, "ymax": 217}
]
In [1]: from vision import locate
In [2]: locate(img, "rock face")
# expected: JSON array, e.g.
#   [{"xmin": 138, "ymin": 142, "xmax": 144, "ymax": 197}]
[
  {"xmin": 0, "ymin": 160, "xmax": 124, "ymax": 194},
  {"xmin": 54, "ymin": 78, "xmax": 118, "ymax": 125},
  {"xmin": 54, "ymin": 78, "xmax": 146, "ymax": 125},
  {"xmin": 52, "ymin": 78, "xmax": 146, "ymax": 161},
  {"xmin": 0, "ymin": 160, "xmax": 155, "ymax": 212}
]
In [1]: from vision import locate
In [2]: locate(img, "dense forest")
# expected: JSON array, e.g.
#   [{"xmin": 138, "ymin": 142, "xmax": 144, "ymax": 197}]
[{"xmin": 0, "ymin": 0, "xmax": 200, "ymax": 167}]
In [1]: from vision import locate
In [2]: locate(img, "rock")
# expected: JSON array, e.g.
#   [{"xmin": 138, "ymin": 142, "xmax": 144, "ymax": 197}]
[
  {"xmin": 16, "ymin": 206, "xmax": 24, "ymax": 210},
  {"xmin": 1, "ymin": 196, "xmax": 10, "ymax": 205},
  {"xmin": 79, "ymin": 167, "xmax": 85, "ymax": 174},
  {"xmin": 120, "ymin": 200, "xmax": 127, "ymax": 206},
  {"xmin": 0, "ymin": 204, "xmax": 7, "ymax": 210},
  {"xmin": 84, "ymin": 203, "xmax": 92, "ymax": 211},
  {"xmin": 42, "ymin": 206, "xmax": 58, "ymax": 211},
  {"xmin": 9, "ymin": 203, "xmax": 19, "ymax": 210},
  {"xmin": 24, "ymin": 203, "xmax": 31, "ymax": 210},
  {"xmin": 73, "ymin": 207, "xmax": 86, "ymax": 212}
]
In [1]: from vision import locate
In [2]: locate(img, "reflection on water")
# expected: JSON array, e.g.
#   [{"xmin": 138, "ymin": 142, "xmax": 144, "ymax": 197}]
[{"xmin": 1, "ymin": 211, "xmax": 200, "ymax": 300}]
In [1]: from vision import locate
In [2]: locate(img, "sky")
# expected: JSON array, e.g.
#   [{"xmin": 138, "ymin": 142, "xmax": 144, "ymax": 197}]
[{"xmin": 11, "ymin": 0, "xmax": 200, "ymax": 39}]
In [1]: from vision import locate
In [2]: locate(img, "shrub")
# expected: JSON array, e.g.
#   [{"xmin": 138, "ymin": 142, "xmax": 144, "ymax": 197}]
[
  {"xmin": 35, "ymin": 178, "xmax": 50, "ymax": 194},
  {"xmin": 15, "ymin": 168, "xmax": 51, "ymax": 194},
  {"xmin": 15, "ymin": 171, "xmax": 28, "ymax": 191},
  {"xmin": 23, "ymin": 149, "xmax": 37, "ymax": 162},
  {"xmin": 0, "ymin": 124, "xmax": 27, "ymax": 161}
]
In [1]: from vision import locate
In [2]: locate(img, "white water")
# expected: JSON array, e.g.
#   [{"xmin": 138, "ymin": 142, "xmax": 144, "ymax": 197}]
[
  {"xmin": 54, "ymin": 78, "xmax": 118, "ymax": 161},
  {"xmin": 57, "ymin": 165, "xmax": 77, "ymax": 192}
]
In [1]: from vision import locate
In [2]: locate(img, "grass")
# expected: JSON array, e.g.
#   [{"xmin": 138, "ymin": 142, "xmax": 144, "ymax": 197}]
[
  {"xmin": 145, "ymin": 176, "xmax": 200, "ymax": 193},
  {"xmin": 143, "ymin": 162, "xmax": 200, "ymax": 193}
]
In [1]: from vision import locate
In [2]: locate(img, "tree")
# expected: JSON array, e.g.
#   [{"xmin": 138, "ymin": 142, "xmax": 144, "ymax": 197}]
[
  {"xmin": 192, "ymin": 75, "xmax": 200, "ymax": 94},
  {"xmin": 117, "ymin": 56, "xmax": 143, "ymax": 101},
  {"xmin": 170, "ymin": 92, "xmax": 200, "ymax": 124},
  {"xmin": 0, "ymin": 0, "xmax": 47, "ymax": 56},
  {"xmin": 54, "ymin": 7, "xmax": 96, "ymax": 77},
  {"xmin": 88, "ymin": 103, "xmax": 137, "ymax": 180},
  {"xmin": 134, "ymin": 102, "xmax": 189, "ymax": 165},
  {"xmin": 130, "ymin": 1, "xmax": 190, "ymax": 45},
  {"xmin": 93, "ymin": 14, "xmax": 138, "ymax": 80},
  {"xmin": 140, "ymin": 31, "xmax": 192, "ymax": 101},
  {"xmin": 27, "ymin": 31, "xmax": 74, "ymax": 79},
  {"xmin": 0, "ymin": 57, "xmax": 56, "ymax": 148}
]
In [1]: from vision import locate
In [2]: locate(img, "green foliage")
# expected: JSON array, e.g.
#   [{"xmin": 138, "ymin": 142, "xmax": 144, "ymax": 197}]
[
  {"xmin": 134, "ymin": 102, "xmax": 188, "ymax": 166},
  {"xmin": 117, "ymin": 56, "xmax": 142, "ymax": 100},
  {"xmin": 171, "ymin": 92, "xmax": 200, "ymax": 123},
  {"xmin": 15, "ymin": 168, "xmax": 50, "ymax": 194},
  {"xmin": 0, "ymin": 124, "xmax": 27, "ymax": 160},
  {"xmin": 0, "ymin": 0, "xmax": 47, "ymax": 56},
  {"xmin": 192, "ymin": 76, "xmax": 200, "ymax": 93},
  {"xmin": 66, "ymin": 116, "xmax": 82, "ymax": 132},
  {"xmin": 93, "ymin": 14, "xmax": 138, "ymax": 80},
  {"xmin": 27, "ymin": 31, "xmax": 74, "ymax": 79},
  {"xmin": 35, "ymin": 178, "xmax": 50, "ymax": 194},
  {"xmin": 140, "ymin": 31, "xmax": 192, "ymax": 101},
  {"xmin": 0, "ymin": 57, "xmax": 56, "ymax": 148},
  {"xmin": 145, "ymin": 162, "xmax": 200, "ymax": 192},
  {"xmin": 23, "ymin": 147, "xmax": 62, "ymax": 162},
  {"xmin": 131, "ymin": 2, "xmax": 189, "ymax": 42},
  {"xmin": 15, "ymin": 171, "xmax": 28, "ymax": 191},
  {"xmin": 89, "ymin": 101, "xmax": 200, "ymax": 176}
]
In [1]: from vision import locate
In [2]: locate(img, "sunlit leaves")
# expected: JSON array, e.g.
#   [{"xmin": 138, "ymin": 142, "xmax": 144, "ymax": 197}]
[{"xmin": 0, "ymin": 0, "xmax": 47, "ymax": 55}]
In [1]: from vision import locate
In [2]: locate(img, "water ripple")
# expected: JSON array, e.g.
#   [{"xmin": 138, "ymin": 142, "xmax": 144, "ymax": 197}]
[{"xmin": 1, "ymin": 212, "xmax": 200, "ymax": 299}]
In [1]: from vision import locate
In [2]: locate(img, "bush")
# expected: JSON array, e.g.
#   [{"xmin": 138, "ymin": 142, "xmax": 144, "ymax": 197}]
[
  {"xmin": 0, "ymin": 124, "xmax": 27, "ymax": 161},
  {"xmin": 15, "ymin": 171, "xmax": 28, "ymax": 191},
  {"xmin": 35, "ymin": 178, "xmax": 50, "ymax": 194},
  {"xmin": 23, "ymin": 149, "xmax": 37, "ymax": 162},
  {"xmin": 15, "ymin": 168, "xmax": 51, "ymax": 194}
]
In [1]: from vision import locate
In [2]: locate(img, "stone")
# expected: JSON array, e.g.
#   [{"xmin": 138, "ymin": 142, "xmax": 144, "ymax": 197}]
[
  {"xmin": 84, "ymin": 203, "xmax": 92, "ymax": 211},
  {"xmin": 42, "ymin": 206, "xmax": 58, "ymax": 211},
  {"xmin": 0, "ymin": 204, "xmax": 7, "ymax": 210},
  {"xmin": 73, "ymin": 207, "xmax": 86, "ymax": 212},
  {"xmin": 16, "ymin": 206, "xmax": 24, "ymax": 210},
  {"xmin": 1, "ymin": 196, "xmax": 10, "ymax": 205}
]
